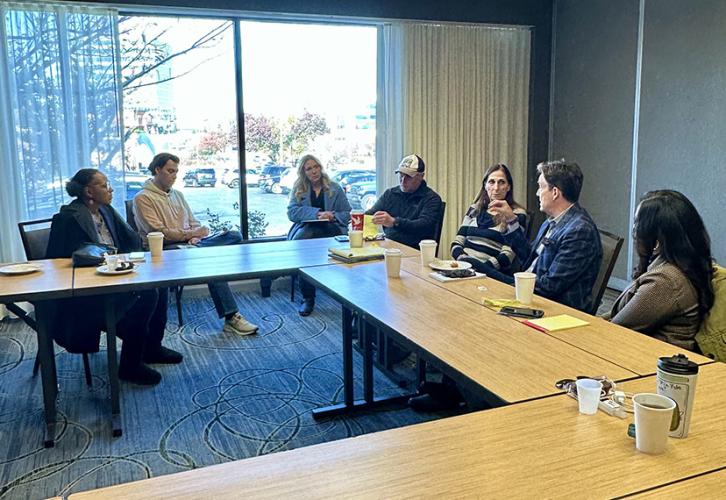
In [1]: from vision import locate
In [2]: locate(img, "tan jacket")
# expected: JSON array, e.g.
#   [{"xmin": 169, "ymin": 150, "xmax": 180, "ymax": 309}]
[
  {"xmin": 133, "ymin": 179, "xmax": 201, "ymax": 247},
  {"xmin": 695, "ymin": 265, "xmax": 726, "ymax": 361},
  {"xmin": 605, "ymin": 256, "xmax": 700, "ymax": 351}
]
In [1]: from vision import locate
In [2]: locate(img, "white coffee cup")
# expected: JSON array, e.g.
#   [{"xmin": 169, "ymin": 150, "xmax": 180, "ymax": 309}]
[
  {"xmin": 384, "ymin": 248, "xmax": 402, "ymax": 278},
  {"xmin": 575, "ymin": 378, "xmax": 602, "ymax": 415},
  {"xmin": 349, "ymin": 229, "xmax": 363, "ymax": 248},
  {"xmin": 104, "ymin": 254, "xmax": 119, "ymax": 271},
  {"xmin": 418, "ymin": 239, "xmax": 438, "ymax": 267},
  {"xmin": 147, "ymin": 231, "xmax": 164, "ymax": 258},
  {"xmin": 633, "ymin": 393, "xmax": 677, "ymax": 454},
  {"xmin": 513, "ymin": 272, "xmax": 536, "ymax": 304}
]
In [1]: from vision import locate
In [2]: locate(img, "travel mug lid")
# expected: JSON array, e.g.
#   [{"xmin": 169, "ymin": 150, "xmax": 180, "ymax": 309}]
[{"xmin": 657, "ymin": 353, "xmax": 699, "ymax": 375}]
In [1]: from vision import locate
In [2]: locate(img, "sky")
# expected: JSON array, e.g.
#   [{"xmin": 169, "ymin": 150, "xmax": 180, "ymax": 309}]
[{"xmin": 138, "ymin": 18, "xmax": 377, "ymax": 128}]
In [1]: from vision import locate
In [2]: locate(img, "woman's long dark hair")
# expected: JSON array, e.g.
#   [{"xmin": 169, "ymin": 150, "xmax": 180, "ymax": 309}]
[
  {"xmin": 634, "ymin": 190, "xmax": 715, "ymax": 321},
  {"xmin": 472, "ymin": 163, "xmax": 523, "ymax": 215}
]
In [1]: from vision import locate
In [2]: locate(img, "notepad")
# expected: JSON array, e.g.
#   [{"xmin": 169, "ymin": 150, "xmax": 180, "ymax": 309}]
[
  {"xmin": 523, "ymin": 314, "xmax": 589, "ymax": 332},
  {"xmin": 328, "ymin": 246, "xmax": 386, "ymax": 262}
]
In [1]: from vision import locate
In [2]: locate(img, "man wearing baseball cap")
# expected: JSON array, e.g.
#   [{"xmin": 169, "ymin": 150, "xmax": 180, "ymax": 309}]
[{"xmin": 365, "ymin": 154, "xmax": 443, "ymax": 249}]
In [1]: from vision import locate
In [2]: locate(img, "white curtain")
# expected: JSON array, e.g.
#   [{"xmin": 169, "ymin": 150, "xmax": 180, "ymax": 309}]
[
  {"xmin": 0, "ymin": 2, "xmax": 122, "ymax": 263},
  {"xmin": 378, "ymin": 22, "xmax": 531, "ymax": 256}
]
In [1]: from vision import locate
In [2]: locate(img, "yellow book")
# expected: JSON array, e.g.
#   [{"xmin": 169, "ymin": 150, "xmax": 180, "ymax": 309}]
[{"xmin": 524, "ymin": 314, "xmax": 589, "ymax": 332}]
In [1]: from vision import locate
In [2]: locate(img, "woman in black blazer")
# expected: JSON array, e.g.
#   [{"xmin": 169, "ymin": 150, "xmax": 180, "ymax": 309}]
[{"xmin": 46, "ymin": 168, "xmax": 182, "ymax": 385}]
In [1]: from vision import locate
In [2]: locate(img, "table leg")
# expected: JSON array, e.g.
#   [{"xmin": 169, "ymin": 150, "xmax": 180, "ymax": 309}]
[
  {"xmin": 260, "ymin": 277, "xmax": 272, "ymax": 298},
  {"xmin": 34, "ymin": 301, "xmax": 57, "ymax": 448},
  {"xmin": 104, "ymin": 298, "xmax": 123, "ymax": 437},
  {"xmin": 362, "ymin": 318, "xmax": 374, "ymax": 403},
  {"xmin": 312, "ymin": 306, "xmax": 410, "ymax": 419}
]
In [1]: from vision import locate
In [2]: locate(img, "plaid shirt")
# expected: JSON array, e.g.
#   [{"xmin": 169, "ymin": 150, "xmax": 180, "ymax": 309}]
[{"xmin": 505, "ymin": 203, "xmax": 602, "ymax": 312}]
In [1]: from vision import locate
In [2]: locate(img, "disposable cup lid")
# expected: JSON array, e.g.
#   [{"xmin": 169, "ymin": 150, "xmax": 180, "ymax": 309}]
[{"xmin": 658, "ymin": 354, "xmax": 698, "ymax": 375}]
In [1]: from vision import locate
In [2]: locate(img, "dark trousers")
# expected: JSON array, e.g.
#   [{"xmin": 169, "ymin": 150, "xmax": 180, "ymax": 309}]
[
  {"xmin": 117, "ymin": 288, "xmax": 168, "ymax": 370},
  {"xmin": 290, "ymin": 222, "xmax": 344, "ymax": 300},
  {"xmin": 196, "ymin": 230, "xmax": 243, "ymax": 318}
]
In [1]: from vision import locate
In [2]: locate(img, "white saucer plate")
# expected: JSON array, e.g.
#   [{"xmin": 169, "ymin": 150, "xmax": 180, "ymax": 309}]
[
  {"xmin": 428, "ymin": 260, "xmax": 473, "ymax": 271},
  {"xmin": 0, "ymin": 263, "xmax": 42, "ymax": 275},
  {"xmin": 96, "ymin": 265, "xmax": 135, "ymax": 276}
]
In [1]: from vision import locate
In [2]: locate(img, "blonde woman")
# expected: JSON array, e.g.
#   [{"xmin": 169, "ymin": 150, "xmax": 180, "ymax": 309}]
[{"xmin": 287, "ymin": 154, "xmax": 351, "ymax": 315}]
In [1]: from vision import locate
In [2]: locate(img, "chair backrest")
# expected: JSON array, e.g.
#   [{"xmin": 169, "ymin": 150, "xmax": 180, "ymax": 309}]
[
  {"xmin": 125, "ymin": 200, "xmax": 138, "ymax": 231},
  {"xmin": 589, "ymin": 229, "xmax": 625, "ymax": 314},
  {"xmin": 17, "ymin": 218, "xmax": 53, "ymax": 261},
  {"xmin": 525, "ymin": 210, "xmax": 537, "ymax": 241},
  {"xmin": 433, "ymin": 201, "xmax": 446, "ymax": 248}
]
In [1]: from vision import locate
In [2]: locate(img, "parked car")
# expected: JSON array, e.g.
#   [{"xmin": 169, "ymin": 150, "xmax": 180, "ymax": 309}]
[
  {"xmin": 279, "ymin": 167, "xmax": 296, "ymax": 195},
  {"xmin": 183, "ymin": 168, "xmax": 217, "ymax": 187},
  {"xmin": 224, "ymin": 168, "xmax": 260, "ymax": 188},
  {"xmin": 346, "ymin": 180, "xmax": 378, "ymax": 211},
  {"xmin": 331, "ymin": 169, "xmax": 376, "ymax": 191},
  {"xmin": 258, "ymin": 165, "xmax": 289, "ymax": 194},
  {"xmin": 125, "ymin": 180, "xmax": 145, "ymax": 200},
  {"xmin": 338, "ymin": 172, "xmax": 376, "ymax": 192},
  {"xmin": 124, "ymin": 173, "xmax": 149, "ymax": 200}
]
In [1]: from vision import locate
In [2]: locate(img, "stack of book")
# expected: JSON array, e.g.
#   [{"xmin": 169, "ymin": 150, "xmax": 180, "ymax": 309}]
[{"xmin": 328, "ymin": 246, "xmax": 386, "ymax": 263}]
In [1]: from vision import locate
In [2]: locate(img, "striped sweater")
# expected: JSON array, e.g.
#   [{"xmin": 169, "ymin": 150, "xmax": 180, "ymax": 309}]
[{"xmin": 450, "ymin": 204, "xmax": 527, "ymax": 273}]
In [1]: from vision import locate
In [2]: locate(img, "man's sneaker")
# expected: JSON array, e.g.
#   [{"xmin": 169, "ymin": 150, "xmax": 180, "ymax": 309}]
[{"xmin": 223, "ymin": 313, "xmax": 259, "ymax": 336}]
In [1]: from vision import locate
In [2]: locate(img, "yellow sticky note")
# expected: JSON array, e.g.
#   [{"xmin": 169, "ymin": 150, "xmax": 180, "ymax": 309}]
[{"xmin": 525, "ymin": 314, "xmax": 589, "ymax": 332}]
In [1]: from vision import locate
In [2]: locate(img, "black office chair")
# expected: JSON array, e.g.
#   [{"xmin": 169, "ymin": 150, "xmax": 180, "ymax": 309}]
[
  {"xmin": 124, "ymin": 200, "xmax": 185, "ymax": 326},
  {"xmin": 433, "ymin": 201, "xmax": 447, "ymax": 251},
  {"xmin": 16, "ymin": 218, "xmax": 93, "ymax": 386},
  {"xmin": 589, "ymin": 229, "xmax": 625, "ymax": 315}
]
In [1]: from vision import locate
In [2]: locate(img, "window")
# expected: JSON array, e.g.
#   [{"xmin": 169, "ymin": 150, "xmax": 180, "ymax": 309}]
[
  {"xmin": 120, "ymin": 16, "xmax": 238, "ymax": 229},
  {"xmin": 119, "ymin": 16, "xmax": 377, "ymax": 239},
  {"xmin": 240, "ymin": 21, "xmax": 377, "ymax": 237}
]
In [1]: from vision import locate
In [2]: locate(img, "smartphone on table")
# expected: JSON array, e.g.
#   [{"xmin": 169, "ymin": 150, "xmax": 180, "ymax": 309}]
[
  {"xmin": 334, "ymin": 235, "xmax": 349, "ymax": 242},
  {"xmin": 499, "ymin": 306, "xmax": 544, "ymax": 319}
]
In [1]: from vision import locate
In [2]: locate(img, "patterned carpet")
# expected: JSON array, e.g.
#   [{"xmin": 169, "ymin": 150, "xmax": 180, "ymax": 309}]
[{"xmin": 0, "ymin": 283, "xmax": 444, "ymax": 499}]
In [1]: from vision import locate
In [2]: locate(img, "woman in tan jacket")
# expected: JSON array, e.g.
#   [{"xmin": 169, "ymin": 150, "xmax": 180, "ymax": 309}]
[{"xmin": 604, "ymin": 190, "xmax": 715, "ymax": 351}]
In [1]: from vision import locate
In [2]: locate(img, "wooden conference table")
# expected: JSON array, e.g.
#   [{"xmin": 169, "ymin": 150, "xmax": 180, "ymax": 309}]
[
  {"xmin": 0, "ymin": 258, "xmax": 75, "ymax": 448},
  {"xmin": 399, "ymin": 258, "xmax": 713, "ymax": 376},
  {"xmin": 0, "ymin": 237, "xmax": 413, "ymax": 446},
  {"xmin": 69, "ymin": 359, "xmax": 726, "ymax": 499},
  {"xmin": 301, "ymin": 261, "xmax": 639, "ymax": 413}
]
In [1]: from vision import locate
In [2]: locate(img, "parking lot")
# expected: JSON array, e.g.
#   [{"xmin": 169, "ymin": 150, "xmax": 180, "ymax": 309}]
[{"xmin": 179, "ymin": 182, "xmax": 290, "ymax": 238}]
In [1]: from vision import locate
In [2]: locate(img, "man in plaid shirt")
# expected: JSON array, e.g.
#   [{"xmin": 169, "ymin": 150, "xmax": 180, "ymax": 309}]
[{"xmin": 488, "ymin": 160, "xmax": 602, "ymax": 312}]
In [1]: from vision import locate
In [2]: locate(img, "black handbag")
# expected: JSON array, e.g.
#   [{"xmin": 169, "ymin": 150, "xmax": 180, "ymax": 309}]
[{"xmin": 72, "ymin": 243, "xmax": 116, "ymax": 267}]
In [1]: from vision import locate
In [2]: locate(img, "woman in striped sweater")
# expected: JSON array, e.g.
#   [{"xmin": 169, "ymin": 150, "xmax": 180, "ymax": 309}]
[{"xmin": 451, "ymin": 163, "xmax": 528, "ymax": 275}]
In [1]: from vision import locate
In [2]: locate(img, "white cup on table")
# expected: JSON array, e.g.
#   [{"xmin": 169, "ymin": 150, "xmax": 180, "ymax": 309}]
[
  {"xmin": 147, "ymin": 232, "xmax": 164, "ymax": 258},
  {"xmin": 513, "ymin": 272, "xmax": 536, "ymax": 304},
  {"xmin": 104, "ymin": 254, "xmax": 119, "ymax": 271},
  {"xmin": 418, "ymin": 239, "xmax": 437, "ymax": 267},
  {"xmin": 633, "ymin": 393, "xmax": 677, "ymax": 454},
  {"xmin": 384, "ymin": 248, "xmax": 402, "ymax": 278},
  {"xmin": 349, "ymin": 229, "xmax": 363, "ymax": 248},
  {"xmin": 575, "ymin": 378, "xmax": 602, "ymax": 415}
]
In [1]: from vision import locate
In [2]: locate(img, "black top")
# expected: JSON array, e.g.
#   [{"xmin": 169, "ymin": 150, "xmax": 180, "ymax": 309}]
[
  {"xmin": 46, "ymin": 199, "xmax": 141, "ymax": 259},
  {"xmin": 365, "ymin": 180, "xmax": 443, "ymax": 249},
  {"xmin": 310, "ymin": 187, "xmax": 325, "ymax": 211}
]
